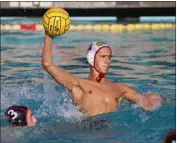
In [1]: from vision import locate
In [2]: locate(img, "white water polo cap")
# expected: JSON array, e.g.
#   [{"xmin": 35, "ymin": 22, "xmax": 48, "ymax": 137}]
[{"xmin": 87, "ymin": 42, "xmax": 112, "ymax": 67}]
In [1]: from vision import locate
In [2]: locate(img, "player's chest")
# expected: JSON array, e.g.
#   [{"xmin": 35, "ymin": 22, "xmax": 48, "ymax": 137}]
[{"xmin": 84, "ymin": 83, "xmax": 118, "ymax": 100}]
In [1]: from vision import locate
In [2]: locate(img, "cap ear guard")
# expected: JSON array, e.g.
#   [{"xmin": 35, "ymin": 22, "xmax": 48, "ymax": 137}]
[
  {"xmin": 87, "ymin": 51, "xmax": 94, "ymax": 66},
  {"xmin": 8, "ymin": 118, "xmax": 26, "ymax": 126}
]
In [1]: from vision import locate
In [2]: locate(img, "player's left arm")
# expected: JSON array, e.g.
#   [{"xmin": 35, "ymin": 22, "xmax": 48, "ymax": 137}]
[{"xmin": 116, "ymin": 83, "xmax": 165, "ymax": 110}]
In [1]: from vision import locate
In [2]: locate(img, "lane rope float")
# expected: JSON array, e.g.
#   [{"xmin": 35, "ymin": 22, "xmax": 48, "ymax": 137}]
[{"xmin": 1, "ymin": 23, "xmax": 175, "ymax": 32}]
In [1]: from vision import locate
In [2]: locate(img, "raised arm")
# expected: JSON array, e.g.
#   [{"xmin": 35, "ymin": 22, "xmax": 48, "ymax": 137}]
[
  {"xmin": 117, "ymin": 83, "xmax": 164, "ymax": 110},
  {"xmin": 41, "ymin": 34, "xmax": 81, "ymax": 91}
]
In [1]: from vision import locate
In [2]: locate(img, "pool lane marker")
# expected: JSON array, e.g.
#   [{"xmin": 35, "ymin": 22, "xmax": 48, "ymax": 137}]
[{"xmin": 0, "ymin": 23, "xmax": 175, "ymax": 32}]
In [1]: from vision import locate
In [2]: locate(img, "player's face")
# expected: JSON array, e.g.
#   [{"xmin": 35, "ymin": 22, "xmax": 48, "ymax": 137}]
[
  {"xmin": 26, "ymin": 109, "xmax": 37, "ymax": 126},
  {"xmin": 94, "ymin": 47, "xmax": 112, "ymax": 74}
]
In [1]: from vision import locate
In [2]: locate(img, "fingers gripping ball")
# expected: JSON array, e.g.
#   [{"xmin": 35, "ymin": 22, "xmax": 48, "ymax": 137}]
[{"xmin": 42, "ymin": 8, "xmax": 70, "ymax": 37}]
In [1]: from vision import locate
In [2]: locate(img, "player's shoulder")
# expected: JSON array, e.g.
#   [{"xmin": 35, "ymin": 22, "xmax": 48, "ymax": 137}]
[
  {"xmin": 104, "ymin": 80, "xmax": 121, "ymax": 89},
  {"xmin": 79, "ymin": 77, "xmax": 89, "ymax": 83},
  {"xmin": 114, "ymin": 82, "xmax": 129, "ymax": 89},
  {"xmin": 77, "ymin": 77, "xmax": 92, "ymax": 87}
]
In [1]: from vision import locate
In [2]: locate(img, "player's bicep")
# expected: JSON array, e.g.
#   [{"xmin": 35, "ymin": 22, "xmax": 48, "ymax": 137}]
[
  {"xmin": 116, "ymin": 83, "xmax": 141, "ymax": 103},
  {"xmin": 43, "ymin": 63, "xmax": 80, "ymax": 91}
]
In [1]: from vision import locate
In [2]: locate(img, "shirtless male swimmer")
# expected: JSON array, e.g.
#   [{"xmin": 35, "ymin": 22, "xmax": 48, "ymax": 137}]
[{"xmin": 42, "ymin": 34, "xmax": 164, "ymax": 117}]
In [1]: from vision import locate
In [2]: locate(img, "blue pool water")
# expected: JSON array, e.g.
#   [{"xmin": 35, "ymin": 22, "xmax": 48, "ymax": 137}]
[{"xmin": 1, "ymin": 19, "xmax": 176, "ymax": 143}]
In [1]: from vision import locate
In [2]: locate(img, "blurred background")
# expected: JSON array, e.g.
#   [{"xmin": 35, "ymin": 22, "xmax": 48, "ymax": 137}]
[
  {"xmin": 1, "ymin": 1, "xmax": 175, "ymax": 8},
  {"xmin": 1, "ymin": 1, "xmax": 176, "ymax": 20}
]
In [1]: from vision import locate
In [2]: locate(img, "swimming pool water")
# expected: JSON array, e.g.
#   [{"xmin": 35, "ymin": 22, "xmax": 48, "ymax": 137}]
[{"xmin": 1, "ymin": 19, "xmax": 176, "ymax": 143}]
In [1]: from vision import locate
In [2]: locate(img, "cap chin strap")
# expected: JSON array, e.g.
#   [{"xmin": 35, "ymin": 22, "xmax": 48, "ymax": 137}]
[
  {"xmin": 93, "ymin": 65, "xmax": 105, "ymax": 83},
  {"xmin": 96, "ymin": 73, "xmax": 105, "ymax": 83}
]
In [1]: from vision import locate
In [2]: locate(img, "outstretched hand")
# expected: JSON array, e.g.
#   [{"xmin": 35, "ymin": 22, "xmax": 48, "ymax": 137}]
[{"xmin": 139, "ymin": 93, "xmax": 164, "ymax": 111}]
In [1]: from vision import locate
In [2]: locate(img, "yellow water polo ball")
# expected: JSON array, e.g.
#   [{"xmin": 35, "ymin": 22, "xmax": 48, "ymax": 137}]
[{"xmin": 42, "ymin": 8, "xmax": 70, "ymax": 37}]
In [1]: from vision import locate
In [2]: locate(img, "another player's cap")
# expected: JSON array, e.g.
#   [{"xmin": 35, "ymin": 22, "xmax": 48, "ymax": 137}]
[{"xmin": 5, "ymin": 106, "xmax": 28, "ymax": 126}]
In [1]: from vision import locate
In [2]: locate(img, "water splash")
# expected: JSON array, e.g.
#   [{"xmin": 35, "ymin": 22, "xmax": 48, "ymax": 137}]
[
  {"xmin": 1, "ymin": 81, "xmax": 43, "ymax": 113},
  {"xmin": 36, "ymin": 73, "xmax": 84, "ymax": 123}
]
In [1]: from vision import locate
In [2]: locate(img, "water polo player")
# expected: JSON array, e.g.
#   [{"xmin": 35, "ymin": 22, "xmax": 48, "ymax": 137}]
[
  {"xmin": 5, "ymin": 105, "xmax": 37, "ymax": 126},
  {"xmin": 42, "ymin": 33, "xmax": 165, "ymax": 117}
]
